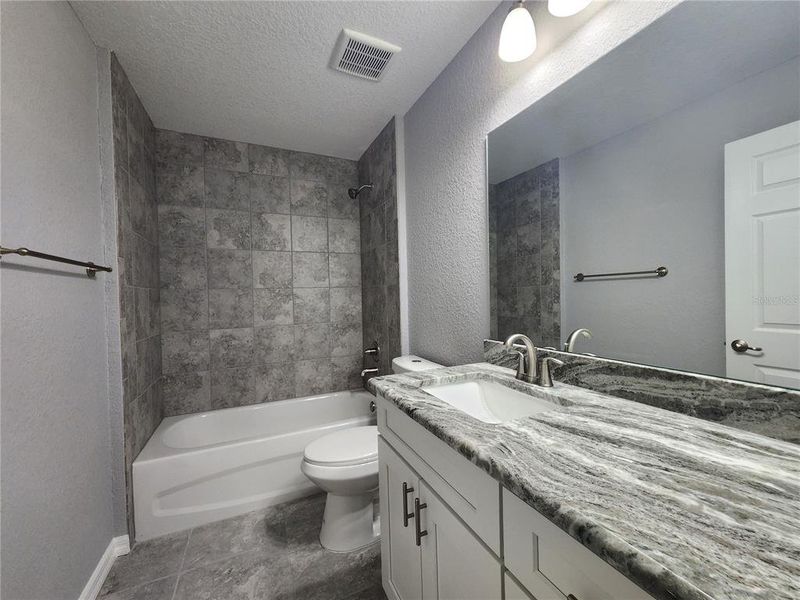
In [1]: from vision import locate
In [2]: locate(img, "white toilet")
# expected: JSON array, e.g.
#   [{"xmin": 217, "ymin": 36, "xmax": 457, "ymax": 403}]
[{"xmin": 301, "ymin": 354, "xmax": 442, "ymax": 552}]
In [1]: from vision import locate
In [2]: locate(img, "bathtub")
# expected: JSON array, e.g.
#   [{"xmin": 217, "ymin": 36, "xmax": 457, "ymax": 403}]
[{"xmin": 133, "ymin": 389, "xmax": 375, "ymax": 541}]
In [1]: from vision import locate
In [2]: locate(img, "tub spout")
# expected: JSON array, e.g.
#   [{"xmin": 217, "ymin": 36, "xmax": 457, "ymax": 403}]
[{"xmin": 361, "ymin": 367, "xmax": 379, "ymax": 378}]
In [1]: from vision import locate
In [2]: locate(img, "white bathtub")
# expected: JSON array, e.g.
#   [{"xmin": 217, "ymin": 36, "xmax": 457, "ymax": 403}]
[{"xmin": 133, "ymin": 389, "xmax": 375, "ymax": 541}]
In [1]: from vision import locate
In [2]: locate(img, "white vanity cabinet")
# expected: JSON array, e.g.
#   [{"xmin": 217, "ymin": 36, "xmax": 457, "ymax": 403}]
[{"xmin": 376, "ymin": 397, "xmax": 656, "ymax": 600}]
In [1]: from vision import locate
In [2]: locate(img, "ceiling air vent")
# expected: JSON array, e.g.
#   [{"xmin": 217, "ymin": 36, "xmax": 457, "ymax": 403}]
[{"xmin": 331, "ymin": 29, "xmax": 401, "ymax": 82}]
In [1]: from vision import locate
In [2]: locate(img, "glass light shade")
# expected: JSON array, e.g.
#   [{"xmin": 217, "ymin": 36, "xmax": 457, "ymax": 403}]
[
  {"xmin": 498, "ymin": 5, "xmax": 537, "ymax": 63},
  {"xmin": 548, "ymin": 0, "xmax": 592, "ymax": 17}
]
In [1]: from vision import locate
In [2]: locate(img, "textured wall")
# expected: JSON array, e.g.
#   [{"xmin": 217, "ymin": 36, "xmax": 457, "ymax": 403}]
[
  {"xmin": 110, "ymin": 54, "xmax": 162, "ymax": 539},
  {"xmin": 490, "ymin": 159, "xmax": 560, "ymax": 347},
  {"xmin": 404, "ymin": 1, "xmax": 679, "ymax": 365},
  {"xmin": 156, "ymin": 131, "xmax": 362, "ymax": 414},
  {"xmin": 561, "ymin": 56, "xmax": 800, "ymax": 377},
  {"xmin": 358, "ymin": 119, "xmax": 401, "ymax": 376},
  {"xmin": 0, "ymin": 2, "xmax": 114, "ymax": 597}
]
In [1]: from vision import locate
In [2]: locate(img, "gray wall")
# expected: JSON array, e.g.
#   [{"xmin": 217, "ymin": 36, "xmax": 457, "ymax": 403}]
[
  {"xmin": 490, "ymin": 159, "xmax": 560, "ymax": 347},
  {"xmin": 403, "ymin": 1, "xmax": 678, "ymax": 365},
  {"xmin": 156, "ymin": 131, "xmax": 362, "ymax": 414},
  {"xmin": 358, "ymin": 119, "xmax": 401, "ymax": 377},
  {"xmin": 561, "ymin": 57, "xmax": 800, "ymax": 376},
  {"xmin": 0, "ymin": 2, "xmax": 115, "ymax": 597},
  {"xmin": 110, "ymin": 54, "xmax": 162, "ymax": 539}
]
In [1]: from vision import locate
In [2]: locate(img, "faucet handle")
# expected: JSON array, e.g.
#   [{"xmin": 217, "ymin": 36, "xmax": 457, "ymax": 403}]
[{"xmin": 538, "ymin": 357, "xmax": 564, "ymax": 388}]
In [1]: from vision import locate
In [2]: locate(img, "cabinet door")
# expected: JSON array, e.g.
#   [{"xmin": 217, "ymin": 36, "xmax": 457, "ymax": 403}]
[
  {"xmin": 418, "ymin": 482, "xmax": 502, "ymax": 600},
  {"xmin": 380, "ymin": 437, "xmax": 422, "ymax": 600}
]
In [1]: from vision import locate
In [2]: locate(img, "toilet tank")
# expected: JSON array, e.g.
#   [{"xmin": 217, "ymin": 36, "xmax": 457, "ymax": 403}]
[{"xmin": 391, "ymin": 355, "xmax": 443, "ymax": 374}]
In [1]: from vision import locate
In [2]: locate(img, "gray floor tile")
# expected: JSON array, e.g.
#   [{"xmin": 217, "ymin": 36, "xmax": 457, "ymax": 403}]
[
  {"xmin": 99, "ymin": 531, "xmax": 188, "ymax": 596},
  {"xmin": 174, "ymin": 550, "xmax": 294, "ymax": 600},
  {"xmin": 99, "ymin": 575, "xmax": 177, "ymax": 600},
  {"xmin": 182, "ymin": 505, "xmax": 288, "ymax": 570},
  {"xmin": 286, "ymin": 542, "xmax": 381, "ymax": 600},
  {"xmin": 343, "ymin": 583, "xmax": 388, "ymax": 600}
]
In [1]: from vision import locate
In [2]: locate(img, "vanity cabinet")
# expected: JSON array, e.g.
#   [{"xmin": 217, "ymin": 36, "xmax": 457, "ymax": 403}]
[{"xmin": 376, "ymin": 397, "xmax": 655, "ymax": 600}]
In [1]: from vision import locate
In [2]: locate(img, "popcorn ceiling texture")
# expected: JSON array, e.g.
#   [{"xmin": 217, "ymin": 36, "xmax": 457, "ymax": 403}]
[{"xmin": 403, "ymin": 1, "xmax": 679, "ymax": 365}]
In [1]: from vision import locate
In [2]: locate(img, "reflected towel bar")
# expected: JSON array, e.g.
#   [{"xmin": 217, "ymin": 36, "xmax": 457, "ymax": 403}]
[
  {"xmin": 574, "ymin": 266, "xmax": 668, "ymax": 282},
  {"xmin": 0, "ymin": 245, "xmax": 113, "ymax": 278}
]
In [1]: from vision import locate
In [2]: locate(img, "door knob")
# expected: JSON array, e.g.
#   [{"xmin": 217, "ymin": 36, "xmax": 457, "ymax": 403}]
[{"xmin": 731, "ymin": 339, "xmax": 763, "ymax": 353}]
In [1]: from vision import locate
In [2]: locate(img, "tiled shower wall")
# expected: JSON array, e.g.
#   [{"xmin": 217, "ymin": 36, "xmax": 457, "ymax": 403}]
[
  {"xmin": 358, "ymin": 119, "xmax": 401, "ymax": 376},
  {"xmin": 156, "ymin": 131, "xmax": 363, "ymax": 415},
  {"xmin": 489, "ymin": 158, "xmax": 560, "ymax": 348},
  {"xmin": 110, "ymin": 55, "xmax": 162, "ymax": 536}
]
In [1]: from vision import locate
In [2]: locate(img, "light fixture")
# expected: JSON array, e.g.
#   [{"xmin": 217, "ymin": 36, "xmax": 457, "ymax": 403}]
[
  {"xmin": 498, "ymin": 1, "xmax": 537, "ymax": 63},
  {"xmin": 548, "ymin": 0, "xmax": 592, "ymax": 18}
]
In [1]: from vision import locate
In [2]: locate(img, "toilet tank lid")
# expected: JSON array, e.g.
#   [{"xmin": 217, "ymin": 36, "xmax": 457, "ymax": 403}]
[
  {"xmin": 391, "ymin": 355, "xmax": 443, "ymax": 373},
  {"xmin": 304, "ymin": 426, "xmax": 378, "ymax": 466}
]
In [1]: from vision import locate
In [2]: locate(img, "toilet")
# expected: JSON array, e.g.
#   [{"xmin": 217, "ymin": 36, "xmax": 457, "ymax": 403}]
[{"xmin": 301, "ymin": 354, "xmax": 442, "ymax": 552}]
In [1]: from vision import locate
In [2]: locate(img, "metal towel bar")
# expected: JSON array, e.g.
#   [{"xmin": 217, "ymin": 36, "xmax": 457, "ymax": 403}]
[
  {"xmin": 0, "ymin": 245, "xmax": 113, "ymax": 278},
  {"xmin": 574, "ymin": 266, "xmax": 667, "ymax": 282}
]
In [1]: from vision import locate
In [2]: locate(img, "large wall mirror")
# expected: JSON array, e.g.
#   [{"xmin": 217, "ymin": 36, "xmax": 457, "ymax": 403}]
[{"xmin": 487, "ymin": 1, "xmax": 800, "ymax": 389}]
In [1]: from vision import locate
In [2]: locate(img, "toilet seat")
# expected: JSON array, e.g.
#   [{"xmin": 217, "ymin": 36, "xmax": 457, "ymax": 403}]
[{"xmin": 303, "ymin": 426, "xmax": 378, "ymax": 467}]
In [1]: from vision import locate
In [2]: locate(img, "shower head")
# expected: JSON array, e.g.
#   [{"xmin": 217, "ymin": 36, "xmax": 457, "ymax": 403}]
[{"xmin": 348, "ymin": 184, "xmax": 373, "ymax": 199}]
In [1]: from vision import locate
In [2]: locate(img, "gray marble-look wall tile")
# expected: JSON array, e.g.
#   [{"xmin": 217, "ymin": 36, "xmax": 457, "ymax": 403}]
[
  {"xmin": 328, "ymin": 218, "xmax": 360, "ymax": 254},
  {"xmin": 204, "ymin": 138, "xmax": 248, "ymax": 172},
  {"xmin": 156, "ymin": 130, "xmax": 203, "ymax": 173},
  {"xmin": 295, "ymin": 359, "xmax": 332, "ymax": 397},
  {"xmin": 250, "ymin": 175, "xmax": 290, "ymax": 214},
  {"xmin": 291, "ymin": 216, "xmax": 328, "ymax": 252},
  {"xmin": 289, "ymin": 152, "xmax": 356, "ymax": 184},
  {"xmin": 252, "ymin": 213, "xmax": 291, "ymax": 251},
  {"xmin": 207, "ymin": 249, "xmax": 251, "ymax": 289},
  {"xmin": 209, "ymin": 288, "xmax": 253, "ymax": 329},
  {"xmin": 205, "ymin": 168, "xmax": 250, "ymax": 212},
  {"xmin": 162, "ymin": 370, "xmax": 211, "ymax": 416},
  {"xmin": 291, "ymin": 179, "xmax": 329, "ymax": 216},
  {"xmin": 162, "ymin": 331, "xmax": 209, "ymax": 374},
  {"xmin": 206, "ymin": 209, "xmax": 250, "ymax": 250},
  {"xmin": 254, "ymin": 325, "xmax": 295, "ymax": 364},
  {"xmin": 292, "ymin": 252, "xmax": 329, "ymax": 288},
  {"xmin": 159, "ymin": 206, "xmax": 206, "ymax": 248},
  {"xmin": 330, "ymin": 287, "xmax": 362, "ymax": 323},
  {"xmin": 330, "ymin": 254, "xmax": 361, "ymax": 287},
  {"xmin": 157, "ymin": 167, "xmax": 204, "ymax": 207},
  {"xmin": 293, "ymin": 288, "xmax": 329, "ymax": 324},
  {"xmin": 331, "ymin": 355, "xmax": 362, "ymax": 391},
  {"xmin": 211, "ymin": 366, "xmax": 255, "ymax": 409},
  {"xmin": 294, "ymin": 324, "xmax": 331, "ymax": 359},
  {"xmin": 132, "ymin": 234, "xmax": 159, "ymax": 288},
  {"xmin": 210, "ymin": 328, "xmax": 254, "ymax": 369},
  {"xmin": 134, "ymin": 287, "xmax": 160, "ymax": 341},
  {"xmin": 248, "ymin": 144, "xmax": 289, "ymax": 177},
  {"xmin": 254, "ymin": 288, "xmax": 294, "ymax": 326},
  {"xmin": 330, "ymin": 322, "xmax": 362, "ymax": 357},
  {"xmin": 327, "ymin": 186, "xmax": 360, "ymax": 221},
  {"xmin": 254, "ymin": 364, "xmax": 295, "ymax": 402},
  {"xmin": 253, "ymin": 251, "xmax": 292, "ymax": 289},
  {"xmin": 129, "ymin": 177, "xmax": 158, "ymax": 242},
  {"xmin": 135, "ymin": 335, "xmax": 162, "ymax": 396},
  {"xmin": 159, "ymin": 246, "xmax": 207, "ymax": 290},
  {"xmin": 161, "ymin": 287, "xmax": 209, "ymax": 332}
]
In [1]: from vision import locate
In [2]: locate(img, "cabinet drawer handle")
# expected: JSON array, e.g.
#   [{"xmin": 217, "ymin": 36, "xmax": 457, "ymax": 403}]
[
  {"xmin": 567, "ymin": 595, "xmax": 579, "ymax": 600},
  {"xmin": 402, "ymin": 482, "xmax": 415, "ymax": 527},
  {"xmin": 414, "ymin": 497, "xmax": 428, "ymax": 546}
]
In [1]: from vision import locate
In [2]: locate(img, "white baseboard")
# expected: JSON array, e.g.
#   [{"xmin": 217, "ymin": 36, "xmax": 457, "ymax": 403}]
[{"xmin": 79, "ymin": 535, "xmax": 130, "ymax": 600}]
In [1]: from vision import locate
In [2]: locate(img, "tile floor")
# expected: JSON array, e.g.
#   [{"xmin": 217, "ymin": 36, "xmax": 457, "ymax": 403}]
[{"xmin": 99, "ymin": 494, "xmax": 386, "ymax": 600}]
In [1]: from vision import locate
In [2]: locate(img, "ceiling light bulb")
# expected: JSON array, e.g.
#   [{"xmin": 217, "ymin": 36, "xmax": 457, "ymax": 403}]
[
  {"xmin": 548, "ymin": 0, "xmax": 592, "ymax": 18},
  {"xmin": 498, "ymin": 2, "xmax": 537, "ymax": 63}
]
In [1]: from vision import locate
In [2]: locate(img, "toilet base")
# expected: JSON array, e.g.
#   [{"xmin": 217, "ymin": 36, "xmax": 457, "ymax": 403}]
[{"xmin": 319, "ymin": 492, "xmax": 379, "ymax": 552}]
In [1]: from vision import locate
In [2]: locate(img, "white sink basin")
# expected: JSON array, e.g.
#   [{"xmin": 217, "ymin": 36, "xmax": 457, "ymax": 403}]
[{"xmin": 421, "ymin": 379, "xmax": 555, "ymax": 424}]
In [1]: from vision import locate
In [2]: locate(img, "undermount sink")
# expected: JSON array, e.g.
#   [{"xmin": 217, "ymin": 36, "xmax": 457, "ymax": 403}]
[{"xmin": 421, "ymin": 379, "xmax": 555, "ymax": 424}]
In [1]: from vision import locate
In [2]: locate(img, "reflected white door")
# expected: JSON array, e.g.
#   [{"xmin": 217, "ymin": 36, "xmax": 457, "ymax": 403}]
[{"xmin": 725, "ymin": 120, "xmax": 800, "ymax": 387}]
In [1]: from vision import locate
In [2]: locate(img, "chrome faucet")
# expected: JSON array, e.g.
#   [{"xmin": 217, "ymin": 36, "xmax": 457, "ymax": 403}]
[
  {"xmin": 564, "ymin": 328, "xmax": 592, "ymax": 353},
  {"xmin": 504, "ymin": 334, "xmax": 538, "ymax": 384}
]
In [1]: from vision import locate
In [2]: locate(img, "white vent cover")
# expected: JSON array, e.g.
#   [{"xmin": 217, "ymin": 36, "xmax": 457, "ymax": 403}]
[{"xmin": 331, "ymin": 29, "xmax": 401, "ymax": 82}]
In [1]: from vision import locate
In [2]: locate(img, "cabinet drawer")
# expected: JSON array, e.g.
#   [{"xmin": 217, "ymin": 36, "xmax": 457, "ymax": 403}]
[
  {"xmin": 503, "ymin": 490, "xmax": 655, "ymax": 600},
  {"xmin": 504, "ymin": 573, "xmax": 542, "ymax": 600},
  {"xmin": 377, "ymin": 398, "xmax": 501, "ymax": 554}
]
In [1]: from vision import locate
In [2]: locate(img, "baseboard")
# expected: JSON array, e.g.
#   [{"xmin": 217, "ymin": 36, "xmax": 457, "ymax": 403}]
[{"xmin": 79, "ymin": 535, "xmax": 130, "ymax": 600}]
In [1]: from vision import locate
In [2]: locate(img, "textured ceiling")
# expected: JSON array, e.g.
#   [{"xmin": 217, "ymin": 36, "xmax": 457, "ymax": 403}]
[{"xmin": 72, "ymin": 0, "xmax": 500, "ymax": 159}]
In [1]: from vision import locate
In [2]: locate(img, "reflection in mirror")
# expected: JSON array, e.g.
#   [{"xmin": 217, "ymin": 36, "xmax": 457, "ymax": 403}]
[{"xmin": 487, "ymin": 0, "xmax": 800, "ymax": 389}]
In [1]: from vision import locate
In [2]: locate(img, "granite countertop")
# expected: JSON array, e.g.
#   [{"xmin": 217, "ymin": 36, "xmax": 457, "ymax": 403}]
[{"xmin": 368, "ymin": 363, "xmax": 800, "ymax": 600}]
